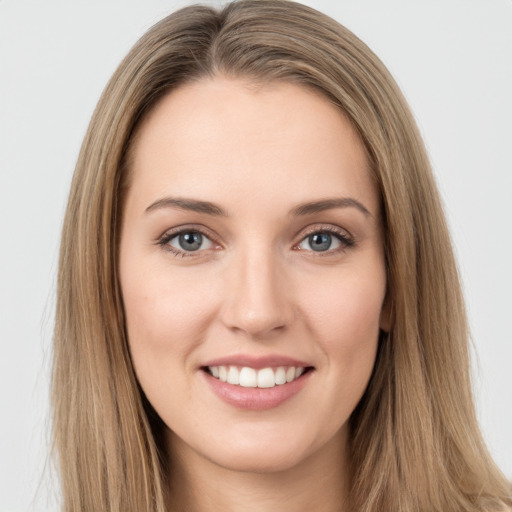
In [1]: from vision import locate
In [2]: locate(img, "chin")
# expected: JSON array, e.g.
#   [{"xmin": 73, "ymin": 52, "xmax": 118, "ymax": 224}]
[
  {"xmin": 167, "ymin": 421, "xmax": 323, "ymax": 475},
  {"xmin": 198, "ymin": 422, "xmax": 346, "ymax": 476},
  {"xmin": 205, "ymin": 443, "xmax": 311, "ymax": 474}
]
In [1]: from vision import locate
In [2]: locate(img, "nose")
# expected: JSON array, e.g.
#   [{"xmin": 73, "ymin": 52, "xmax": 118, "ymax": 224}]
[{"xmin": 219, "ymin": 247, "xmax": 294, "ymax": 339}]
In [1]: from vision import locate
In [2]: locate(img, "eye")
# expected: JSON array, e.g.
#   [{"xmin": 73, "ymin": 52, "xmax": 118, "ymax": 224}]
[
  {"xmin": 296, "ymin": 228, "xmax": 354, "ymax": 253},
  {"xmin": 299, "ymin": 232, "xmax": 340, "ymax": 252},
  {"xmin": 161, "ymin": 230, "xmax": 215, "ymax": 255}
]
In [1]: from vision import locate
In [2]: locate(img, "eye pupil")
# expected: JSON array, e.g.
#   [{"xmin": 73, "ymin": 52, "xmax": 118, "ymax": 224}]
[
  {"xmin": 179, "ymin": 232, "xmax": 202, "ymax": 251},
  {"xmin": 309, "ymin": 233, "xmax": 331, "ymax": 252}
]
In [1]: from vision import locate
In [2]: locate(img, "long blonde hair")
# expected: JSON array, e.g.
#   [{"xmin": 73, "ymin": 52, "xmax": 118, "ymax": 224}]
[{"xmin": 52, "ymin": 1, "xmax": 512, "ymax": 510}]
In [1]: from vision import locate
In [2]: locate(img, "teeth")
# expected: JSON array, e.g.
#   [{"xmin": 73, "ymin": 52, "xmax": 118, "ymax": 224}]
[
  {"xmin": 257, "ymin": 368, "xmax": 275, "ymax": 388},
  {"xmin": 227, "ymin": 366, "xmax": 240, "ymax": 385},
  {"xmin": 207, "ymin": 365, "xmax": 307, "ymax": 388},
  {"xmin": 239, "ymin": 367, "xmax": 257, "ymax": 387},
  {"xmin": 275, "ymin": 366, "xmax": 286, "ymax": 385}
]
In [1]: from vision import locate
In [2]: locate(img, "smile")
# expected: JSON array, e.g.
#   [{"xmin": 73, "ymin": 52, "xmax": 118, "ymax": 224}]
[
  {"xmin": 201, "ymin": 356, "xmax": 314, "ymax": 410},
  {"xmin": 206, "ymin": 365, "xmax": 307, "ymax": 388}
]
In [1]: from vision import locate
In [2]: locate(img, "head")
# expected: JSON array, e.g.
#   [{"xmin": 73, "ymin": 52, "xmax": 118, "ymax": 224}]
[{"xmin": 52, "ymin": 1, "xmax": 510, "ymax": 511}]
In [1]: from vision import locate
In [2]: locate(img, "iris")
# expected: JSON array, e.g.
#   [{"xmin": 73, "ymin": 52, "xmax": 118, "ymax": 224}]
[
  {"xmin": 308, "ymin": 233, "xmax": 332, "ymax": 252},
  {"xmin": 179, "ymin": 232, "xmax": 203, "ymax": 251}
]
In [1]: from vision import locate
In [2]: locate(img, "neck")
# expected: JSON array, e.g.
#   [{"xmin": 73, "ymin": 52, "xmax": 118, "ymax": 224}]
[{"xmin": 165, "ymin": 429, "xmax": 349, "ymax": 512}]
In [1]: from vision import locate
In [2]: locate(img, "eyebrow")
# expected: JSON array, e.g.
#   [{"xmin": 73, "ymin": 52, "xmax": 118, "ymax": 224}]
[
  {"xmin": 145, "ymin": 197, "xmax": 227, "ymax": 216},
  {"xmin": 290, "ymin": 198, "xmax": 372, "ymax": 217},
  {"xmin": 144, "ymin": 196, "xmax": 371, "ymax": 218}
]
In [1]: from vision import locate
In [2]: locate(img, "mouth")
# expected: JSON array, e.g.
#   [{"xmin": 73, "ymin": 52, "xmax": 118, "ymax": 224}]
[
  {"xmin": 200, "ymin": 355, "xmax": 315, "ymax": 410},
  {"xmin": 203, "ymin": 365, "xmax": 313, "ymax": 388}
]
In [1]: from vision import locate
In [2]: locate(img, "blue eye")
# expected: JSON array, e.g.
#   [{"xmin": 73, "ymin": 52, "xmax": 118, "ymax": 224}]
[
  {"xmin": 307, "ymin": 233, "xmax": 335, "ymax": 252},
  {"xmin": 167, "ymin": 231, "xmax": 213, "ymax": 252},
  {"xmin": 297, "ymin": 229, "xmax": 352, "ymax": 253}
]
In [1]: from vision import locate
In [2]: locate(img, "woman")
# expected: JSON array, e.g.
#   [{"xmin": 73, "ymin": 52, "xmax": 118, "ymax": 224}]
[{"xmin": 52, "ymin": 1, "xmax": 512, "ymax": 510}]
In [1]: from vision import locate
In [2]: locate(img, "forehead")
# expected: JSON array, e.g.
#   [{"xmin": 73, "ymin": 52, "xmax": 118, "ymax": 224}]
[{"xmin": 127, "ymin": 76, "xmax": 379, "ymax": 217}]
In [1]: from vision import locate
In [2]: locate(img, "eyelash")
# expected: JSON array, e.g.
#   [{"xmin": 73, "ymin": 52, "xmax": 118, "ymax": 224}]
[
  {"xmin": 157, "ymin": 226, "xmax": 217, "ymax": 258},
  {"xmin": 157, "ymin": 224, "xmax": 355, "ymax": 258},
  {"xmin": 295, "ymin": 225, "xmax": 355, "ymax": 254}
]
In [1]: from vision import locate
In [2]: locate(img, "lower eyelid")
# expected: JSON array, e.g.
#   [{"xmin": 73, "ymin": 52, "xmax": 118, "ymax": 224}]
[{"xmin": 297, "ymin": 235, "xmax": 350, "ymax": 252}]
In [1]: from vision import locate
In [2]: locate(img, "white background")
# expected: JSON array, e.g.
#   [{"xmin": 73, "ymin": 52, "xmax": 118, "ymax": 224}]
[{"xmin": 0, "ymin": 1, "xmax": 511, "ymax": 510}]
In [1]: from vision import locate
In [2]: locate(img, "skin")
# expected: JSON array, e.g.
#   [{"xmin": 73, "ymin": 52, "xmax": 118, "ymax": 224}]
[{"xmin": 119, "ymin": 77, "xmax": 388, "ymax": 512}]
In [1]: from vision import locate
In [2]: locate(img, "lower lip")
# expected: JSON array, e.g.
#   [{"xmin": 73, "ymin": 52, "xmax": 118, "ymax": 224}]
[{"xmin": 202, "ymin": 370, "xmax": 312, "ymax": 411}]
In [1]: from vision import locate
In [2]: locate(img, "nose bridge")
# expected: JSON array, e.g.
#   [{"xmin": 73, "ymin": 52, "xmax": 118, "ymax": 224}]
[{"xmin": 221, "ymin": 241, "xmax": 292, "ymax": 337}]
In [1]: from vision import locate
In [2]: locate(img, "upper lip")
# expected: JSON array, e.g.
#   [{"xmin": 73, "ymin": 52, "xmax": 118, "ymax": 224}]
[{"xmin": 201, "ymin": 354, "xmax": 313, "ymax": 370}]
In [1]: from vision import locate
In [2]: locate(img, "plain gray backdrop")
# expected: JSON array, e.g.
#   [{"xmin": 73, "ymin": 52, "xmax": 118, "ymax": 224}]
[{"xmin": 1, "ymin": 1, "xmax": 511, "ymax": 510}]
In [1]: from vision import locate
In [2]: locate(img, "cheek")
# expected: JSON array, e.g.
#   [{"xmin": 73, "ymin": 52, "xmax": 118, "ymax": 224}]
[
  {"xmin": 122, "ymin": 246, "xmax": 201, "ymax": 328},
  {"xmin": 303, "ymin": 267, "xmax": 385, "ymax": 341},
  {"xmin": 120, "ymin": 254, "xmax": 219, "ymax": 373},
  {"xmin": 119, "ymin": 259, "xmax": 224, "ymax": 427},
  {"xmin": 299, "ymin": 264, "xmax": 385, "ymax": 394}
]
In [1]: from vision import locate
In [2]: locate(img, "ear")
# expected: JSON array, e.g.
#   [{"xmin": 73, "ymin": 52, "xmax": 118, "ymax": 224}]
[{"xmin": 379, "ymin": 292, "xmax": 392, "ymax": 333}]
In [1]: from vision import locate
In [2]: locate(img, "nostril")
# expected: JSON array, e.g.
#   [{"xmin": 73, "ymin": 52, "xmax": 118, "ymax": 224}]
[{"xmin": 226, "ymin": 316, "xmax": 288, "ymax": 338}]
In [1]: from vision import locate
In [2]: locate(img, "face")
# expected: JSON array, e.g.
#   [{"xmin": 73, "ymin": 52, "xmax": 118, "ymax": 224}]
[{"xmin": 119, "ymin": 77, "xmax": 387, "ymax": 475}]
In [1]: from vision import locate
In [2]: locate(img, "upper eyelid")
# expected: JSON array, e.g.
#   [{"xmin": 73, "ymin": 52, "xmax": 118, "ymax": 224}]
[
  {"xmin": 158, "ymin": 224, "xmax": 219, "ymax": 243},
  {"xmin": 295, "ymin": 223, "xmax": 353, "ymax": 241}
]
